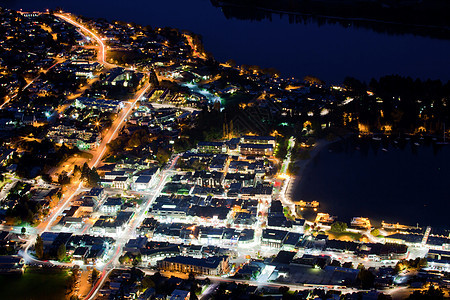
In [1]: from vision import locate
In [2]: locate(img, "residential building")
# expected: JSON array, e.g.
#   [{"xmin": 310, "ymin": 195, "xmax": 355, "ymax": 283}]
[
  {"xmin": 261, "ymin": 229, "xmax": 288, "ymax": 248},
  {"xmin": 169, "ymin": 290, "xmax": 190, "ymax": 300},
  {"xmin": 197, "ymin": 141, "xmax": 226, "ymax": 153},
  {"xmin": 239, "ymin": 143, "xmax": 274, "ymax": 156},
  {"xmin": 133, "ymin": 175, "xmax": 153, "ymax": 191},
  {"xmin": 100, "ymin": 198, "xmax": 123, "ymax": 215},
  {"xmin": 157, "ymin": 255, "xmax": 229, "ymax": 275}
]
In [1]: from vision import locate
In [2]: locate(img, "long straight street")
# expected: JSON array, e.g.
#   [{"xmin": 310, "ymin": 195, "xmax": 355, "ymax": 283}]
[
  {"xmin": 19, "ymin": 13, "xmax": 151, "ymax": 266},
  {"xmin": 84, "ymin": 155, "xmax": 181, "ymax": 300}
]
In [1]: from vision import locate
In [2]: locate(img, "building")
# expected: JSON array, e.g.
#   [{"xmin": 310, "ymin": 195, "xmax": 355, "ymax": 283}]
[
  {"xmin": 385, "ymin": 233, "xmax": 423, "ymax": 247},
  {"xmin": 91, "ymin": 211, "xmax": 134, "ymax": 236},
  {"xmin": 292, "ymin": 218, "xmax": 306, "ymax": 233},
  {"xmin": 103, "ymin": 67, "xmax": 144, "ymax": 88},
  {"xmin": 112, "ymin": 176, "xmax": 130, "ymax": 190},
  {"xmin": 133, "ymin": 175, "xmax": 153, "ymax": 191},
  {"xmin": 157, "ymin": 255, "xmax": 229, "ymax": 275},
  {"xmin": 427, "ymin": 250, "xmax": 450, "ymax": 272},
  {"xmin": 100, "ymin": 198, "xmax": 123, "ymax": 215},
  {"xmin": 124, "ymin": 237, "xmax": 148, "ymax": 254},
  {"xmin": 223, "ymin": 173, "xmax": 255, "ymax": 188},
  {"xmin": 169, "ymin": 290, "xmax": 190, "ymax": 300},
  {"xmin": 197, "ymin": 142, "xmax": 226, "ymax": 153},
  {"xmin": 104, "ymin": 170, "xmax": 128, "ymax": 180},
  {"xmin": 239, "ymin": 143, "xmax": 274, "ymax": 156},
  {"xmin": 191, "ymin": 171, "xmax": 223, "ymax": 188},
  {"xmin": 261, "ymin": 229, "xmax": 288, "ymax": 248},
  {"xmin": 0, "ymin": 256, "xmax": 25, "ymax": 274},
  {"xmin": 240, "ymin": 136, "xmax": 276, "ymax": 147},
  {"xmin": 87, "ymin": 187, "xmax": 106, "ymax": 203},
  {"xmin": 69, "ymin": 61, "xmax": 102, "ymax": 78},
  {"xmin": 72, "ymin": 247, "xmax": 90, "ymax": 263},
  {"xmin": 74, "ymin": 97, "xmax": 123, "ymax": 113}
]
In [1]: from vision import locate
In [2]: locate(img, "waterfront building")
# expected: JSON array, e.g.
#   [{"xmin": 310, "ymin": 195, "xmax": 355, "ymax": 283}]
[{"xmin": 157, "ymin": 255, "xmax": 229, "ymax": 275}]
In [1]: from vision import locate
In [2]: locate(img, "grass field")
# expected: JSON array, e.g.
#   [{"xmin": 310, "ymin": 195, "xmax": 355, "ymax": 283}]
[
  {"xmin": 327, "ymin": 230, "xmax": 362, "ymax": 242},
  {"xmin": 0, "ymin": 267, "xmax": 70, "ymax": 300}
]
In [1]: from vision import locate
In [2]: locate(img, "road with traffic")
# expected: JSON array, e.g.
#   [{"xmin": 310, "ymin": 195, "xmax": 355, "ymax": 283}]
[
  {"xmin": 55, "ymin": 13, "xmax": 112, "ymax": 68},
  {"xmin": 85, "ymin": 155, "xmax": 180, "ymax": 300},
  {"xmin": 0, "ymin": 58, "xmax": 63, "ymax": 109},
  {"xmin": 18, "ymin": 11, "xmax": 150, "ymax": 268},
  {"xmin": 7, "ymin": 13, "xmax": 156, "ymax": 299}
]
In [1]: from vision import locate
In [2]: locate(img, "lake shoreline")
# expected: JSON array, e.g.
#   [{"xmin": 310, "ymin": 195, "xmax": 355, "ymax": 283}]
[
  {"xmin": 286, "ymin": 138, "xmax": 336, "ymax": 203},
  {"xmin": 291, "ymin": 135, "xmax": 450, "ymax": 229}
]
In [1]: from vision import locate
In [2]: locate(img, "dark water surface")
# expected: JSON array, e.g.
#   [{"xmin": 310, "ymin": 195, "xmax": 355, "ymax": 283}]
[
  {"xmin": 294, "ymin": 138, "xmax": 450, "ymax": 228},
  {"xmin": 1, "ymin": 0, "xmax": 450, "ymax": 82}
]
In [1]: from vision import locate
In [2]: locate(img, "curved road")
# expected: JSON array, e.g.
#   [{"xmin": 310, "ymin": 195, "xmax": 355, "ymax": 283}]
[{"xmin": 19, "ymin": 11, "xmax": 150, "ymax": 278}]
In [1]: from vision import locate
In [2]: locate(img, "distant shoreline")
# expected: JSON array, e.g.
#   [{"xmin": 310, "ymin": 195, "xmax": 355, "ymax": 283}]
[{"xmin": 214, "ymin": 0, "xmax": 450, "ymax": 40}]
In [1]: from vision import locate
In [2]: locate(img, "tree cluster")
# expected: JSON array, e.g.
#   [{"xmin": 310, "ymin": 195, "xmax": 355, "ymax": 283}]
[
  {"xmin": 356, "ymin": 267, "xmax": 375, "ymax": 289},
  {"xmin": 156, "ymin": 147, "xmax": 171, "ymax": 166},
  {"xmin": 395, "ymin": 257, "xmax": 427, "ymax": 273},
  {"xmin": 15, "ymin": 140, "xmax": 78, "ymax": 179},
  {"xmin": 118, "ymin": 252, "xmax": 142, "ymax": 266},
  {"xmin": 330, "ymin": 221, "xmax": 348, "ymax": 233},
  {"xmin": 74, "ymin": 162, "xmax": 100, "ymax": 187},
  {"xmin": 343, "ymin": 75, "xmax": 450, "ymax": 134},
  {"xmin": 35, "ymin": 234, "xmax": 44, "ymax": 259},
  {"xmin": 275, "ymin": 137, "xmax": 288, "ymax": 160},
  {"xmin": 5, "ymin": 183, "xmax": 41, "ymax": 225},
  {"xmin": 66, "ymin": 268, "xmax": 80, "ymax": 295}
]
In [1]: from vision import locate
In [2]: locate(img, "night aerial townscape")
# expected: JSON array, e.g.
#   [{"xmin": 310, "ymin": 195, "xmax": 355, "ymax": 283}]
[{"xmin": 0, "ymin": 0, "xmax": 450, "ymax": 300}]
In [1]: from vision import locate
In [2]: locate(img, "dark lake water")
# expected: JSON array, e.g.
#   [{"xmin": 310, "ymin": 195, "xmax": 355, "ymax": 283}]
[
  {"xmin": 294, "ymin": 137, "xmax": 450, "ymax": 228},
  {"xmin": 2, "ymin": 0, "xmax": 450, "ymax": 83}
]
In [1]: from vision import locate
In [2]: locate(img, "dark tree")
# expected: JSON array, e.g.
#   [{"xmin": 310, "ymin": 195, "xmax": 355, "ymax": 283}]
[
  {"xmin": 156, "ymin": 148, "xmax": 170, "ymax": 166},
  {"xmin": 330, "ymin": 221, "xmax": 348, "ymax": 233},
  {"xmin": 57, "ymin": 243, "xmax": 66, "ymax": 261},
  {"xmin": 149, "ymin": 69, "xmax": 159, "ymax": 87},
  {"xmin": 87, "ymin": 167, "xmax": 100, "ymax": 187},
  {"xmin": 81, "ymin": 162, "xmax": 90, "ymax": 179},
  {"xmin": 357, "ymin": 268, "xmax": 375, "ymax": 289},
  {"xmin": 35, "ymin": 234, "xmax": 44, "ymax": 259}
]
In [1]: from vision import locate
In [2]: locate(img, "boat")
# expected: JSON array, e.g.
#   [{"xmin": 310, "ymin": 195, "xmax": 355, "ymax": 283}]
[
  {"xmin": 351, "ymin": 217, "xmax": 371, "ymax": 229},
  {"xmin": 382, "ymin": 221, "xmax": 419, "ymax": 230},
  {"xmin": 315, "ymin": 213, "xmax": 336, "ymax": 224},
  {"xmin": 382, "ymin": 148, "xmax": 388, "ymax": 152},
  {"xmin": 296, "ymin": 200, "xmax": 319, "ymax": 208}
]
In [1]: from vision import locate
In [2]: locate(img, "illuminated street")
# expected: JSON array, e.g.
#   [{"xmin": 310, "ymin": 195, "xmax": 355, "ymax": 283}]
[{"xmin": 0, "ymin": 6, "xmax": 448, "ymax": 300}]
